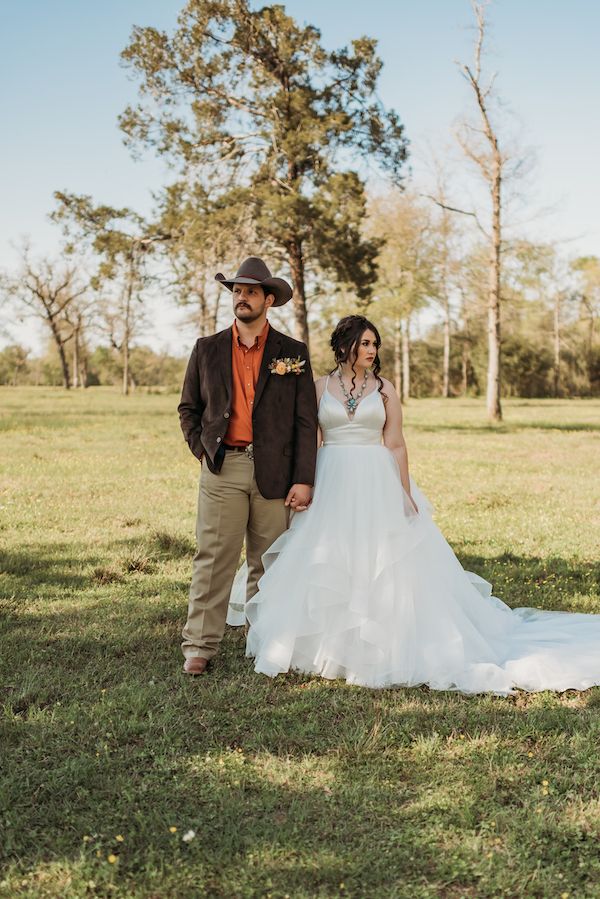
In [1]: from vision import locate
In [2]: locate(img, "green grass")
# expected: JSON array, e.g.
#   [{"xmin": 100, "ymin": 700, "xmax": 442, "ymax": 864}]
[{"xmin": 1, "ymin": 387, "xmax": 600, "ymax": 899}]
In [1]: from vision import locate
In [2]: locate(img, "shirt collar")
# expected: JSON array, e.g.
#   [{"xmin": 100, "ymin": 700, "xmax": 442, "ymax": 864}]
[{"xmin": 232, "ymin": 319, "xmax": 270, "ymax": 349}]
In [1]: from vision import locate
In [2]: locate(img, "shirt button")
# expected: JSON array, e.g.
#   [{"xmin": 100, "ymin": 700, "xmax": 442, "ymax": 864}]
[
  {"xmin": 224, "ymin": 412, "xmax": 230, "ymax": 419},
  {"xmin": 216, "ymin": 436, "xmax": 222, "ymax": 443}
]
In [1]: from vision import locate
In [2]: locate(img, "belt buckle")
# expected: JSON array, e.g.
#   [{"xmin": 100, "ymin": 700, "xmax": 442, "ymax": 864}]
[{"xmin": 244, "ymin": 443, "xmax": 254, "ymax": 461}]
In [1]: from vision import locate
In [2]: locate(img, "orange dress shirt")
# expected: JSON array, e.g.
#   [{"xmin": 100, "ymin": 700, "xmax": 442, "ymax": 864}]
[{"xmin": 225, "ymin": 320, "xmax": 270, "ymax": 446}]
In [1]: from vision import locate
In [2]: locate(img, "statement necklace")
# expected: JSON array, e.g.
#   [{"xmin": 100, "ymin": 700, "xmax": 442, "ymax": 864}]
[{"xmin": 337, "ymin": 366, "xmax": 368, "ymax": 416}]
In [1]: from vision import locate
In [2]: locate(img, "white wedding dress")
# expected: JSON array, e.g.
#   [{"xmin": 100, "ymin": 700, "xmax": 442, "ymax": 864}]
[{"xmin": 231, "ymin": 381, "xmax": 600, "ymax": 694}]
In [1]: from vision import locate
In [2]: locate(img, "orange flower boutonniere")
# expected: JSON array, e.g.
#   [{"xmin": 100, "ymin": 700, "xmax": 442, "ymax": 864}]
[{"xmin": 268, "ymin": 356, "xmax": 306, "ymax": 376}]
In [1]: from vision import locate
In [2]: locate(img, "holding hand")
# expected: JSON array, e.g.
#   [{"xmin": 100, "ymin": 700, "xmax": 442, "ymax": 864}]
[{"xmin": 285, "ymin": 484, "xmax": 312, "ymax": 512}]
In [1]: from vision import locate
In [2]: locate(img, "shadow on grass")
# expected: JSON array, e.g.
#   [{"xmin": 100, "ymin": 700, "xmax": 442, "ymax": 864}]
[
  {"xmin": 1, "ymin": 623, "xmax": 599, "ymax": 897},
  {"xmin": 456, "ymin": 553, "xmax": 600, "ymax": 613},
  {"xmin": 412, "ymin": 422, "xmax": 600, "ymax": 434},
  {"xmin": 0, "ymin": 531, "xmax": 195, "ymax": 600},
  {"xmin": 2, "ymin": 586, "xmax": 600, "ymax": 896},
  {"xmin": 0, "ymin": 405, "xmax": 178, "ymax": 433}
]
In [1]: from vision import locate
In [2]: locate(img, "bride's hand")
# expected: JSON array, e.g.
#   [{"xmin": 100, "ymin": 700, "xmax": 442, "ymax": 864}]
[{"xmin": 285, "ymin": 484, "xmax": 312, "ymax": 512}]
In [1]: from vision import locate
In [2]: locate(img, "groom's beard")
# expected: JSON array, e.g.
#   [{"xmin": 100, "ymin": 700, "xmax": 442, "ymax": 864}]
[{"xmin": 235, "ymin": 302, "xmax": 266, "ymax": 323}]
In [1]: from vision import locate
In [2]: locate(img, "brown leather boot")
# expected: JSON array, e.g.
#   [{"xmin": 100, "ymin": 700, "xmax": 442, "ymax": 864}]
[{"xmin": 183, "ymin": 657, "xmax": 209, "ymax": 675}]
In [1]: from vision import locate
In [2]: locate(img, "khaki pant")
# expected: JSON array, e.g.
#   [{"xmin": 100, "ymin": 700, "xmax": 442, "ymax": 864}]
[{"xmin": 182, "ymin": 451, "xmax": 289, "ymax": 660}]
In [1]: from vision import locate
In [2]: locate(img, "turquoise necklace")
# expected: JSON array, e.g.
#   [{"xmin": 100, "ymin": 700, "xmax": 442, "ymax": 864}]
[{"xmin": 337, "ymin": 366, "xmax": 368, "ymax": 416}]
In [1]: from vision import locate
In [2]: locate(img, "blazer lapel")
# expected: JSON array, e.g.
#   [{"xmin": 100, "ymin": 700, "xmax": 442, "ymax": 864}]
[
  {"xmin": 216, "ymin": 326, "xmax": 233, "ymax": 403},
  {"xmin": 253, "ymin": 326, "xmax": 282, "ymax": 412}
]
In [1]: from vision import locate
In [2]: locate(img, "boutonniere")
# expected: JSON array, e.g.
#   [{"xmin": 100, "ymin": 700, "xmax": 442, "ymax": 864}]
[{"xmin": 268, "ymin": 356, "xmax": 306, "ymax": 376}]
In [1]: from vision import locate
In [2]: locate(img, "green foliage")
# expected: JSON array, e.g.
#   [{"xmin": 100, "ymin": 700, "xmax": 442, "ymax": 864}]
[
  {"xmin": 119, "ymin": 0, "xmax": 409, "ymax": 337},
  {"xmin": 0, "ymin": 345, "xmax": 29, "ymax": 385},
  {"xmin": 1, "ymin": 389, "xmax": 599, "ymax": 897},
  {"xmin": 501, "ymin": 335, "xmax": 554, "ymax": 398}
]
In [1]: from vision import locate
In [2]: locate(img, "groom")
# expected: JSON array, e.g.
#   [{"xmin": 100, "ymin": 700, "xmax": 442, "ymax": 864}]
[{"xmin": 178, "ymin": 256, "xmax": 318, "ymax": 674}]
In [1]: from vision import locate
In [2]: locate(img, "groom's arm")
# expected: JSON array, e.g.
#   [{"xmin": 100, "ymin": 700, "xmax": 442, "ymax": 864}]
[
  {"xmin": 178, "ymin": 340, "xmax": 206, "ymax": 462},
  {"xmin": 291, "ymin": 348, "xmax": 318, "ymax": 488}
]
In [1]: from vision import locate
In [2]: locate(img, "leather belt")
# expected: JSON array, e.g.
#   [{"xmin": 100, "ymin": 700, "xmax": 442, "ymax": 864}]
[{"xmin": 223, "ymin": 442, "xmax": 254, "ymax": 460}]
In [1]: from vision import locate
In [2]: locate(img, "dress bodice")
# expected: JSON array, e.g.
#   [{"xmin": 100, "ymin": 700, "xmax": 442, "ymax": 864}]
[{"xmin": 319, "ymin": 383, "xmax": 385, "ymax": 446}]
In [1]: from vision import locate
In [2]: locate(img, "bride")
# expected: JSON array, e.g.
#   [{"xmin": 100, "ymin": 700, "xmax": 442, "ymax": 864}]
[{"xmin": 232, "ymin": 314, "xmax": 600, "ymax": 694}]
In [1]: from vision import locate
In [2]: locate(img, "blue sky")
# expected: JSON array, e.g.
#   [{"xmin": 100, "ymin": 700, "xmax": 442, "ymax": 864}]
[{"xmin": 1, "ymin": 0, "xmax": 599, "ymax": 350}]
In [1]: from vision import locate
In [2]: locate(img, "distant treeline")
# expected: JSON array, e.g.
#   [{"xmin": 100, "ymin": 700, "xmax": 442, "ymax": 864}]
[{"xmin": 3, "ymin": 321, "xmax": 599, "ymax": 398}]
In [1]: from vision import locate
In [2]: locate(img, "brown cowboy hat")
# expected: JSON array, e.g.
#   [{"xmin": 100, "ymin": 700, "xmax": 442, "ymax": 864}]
[{"xmin": 215, "ymin": 256, "xmax": 292, "ymax": 307}]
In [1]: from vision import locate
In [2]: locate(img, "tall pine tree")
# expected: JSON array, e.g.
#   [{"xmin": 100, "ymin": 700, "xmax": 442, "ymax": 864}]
[{"xmin": 119, "ymin": 0, "xmax": 408, "ymax": 345}]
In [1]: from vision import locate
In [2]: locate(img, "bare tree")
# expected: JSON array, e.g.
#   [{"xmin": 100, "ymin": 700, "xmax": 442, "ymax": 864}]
[
  {"xmin": 425, "ymin": 2, "xmax": 513, "ymax": 420},
  {"xmin": 366, "ymin": 191, "xmax": 437, "ymax": 402},
  {"xmin": 2, "ymin": 246, "xmax": 88, "ymax": 388},
  {"xmin": 155, "ymin": 179, "xmax": 257, "ymax": 338},
  {"xmin": 571, "ymin": 256, "xmax": 600, "ymax": 391},
  {"xmin": 53, "ymin": 193, "xmax": 171, "ymax": 394},
  {"xmin": 425, "ymin": 163, "xmax": 465, "ymax": 397},
  {"xmin": 457, "ymin": 1, "xmax": 504, "ymax": 419}
]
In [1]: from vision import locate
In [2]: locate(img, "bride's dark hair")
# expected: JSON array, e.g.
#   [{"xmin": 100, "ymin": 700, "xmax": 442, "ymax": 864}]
[{"xmin": 330, "ymin": 315, "xmax": 385, "ymax": 398}]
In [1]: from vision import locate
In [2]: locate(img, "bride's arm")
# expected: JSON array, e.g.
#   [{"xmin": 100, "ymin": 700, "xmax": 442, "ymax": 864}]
[
  {"xmin": 314, "ymin": 376, "xmax": 326, "ymax": 448},
  {"xmin": 381, "ymin": 379, "xmax": 417, "ymax": 511}
]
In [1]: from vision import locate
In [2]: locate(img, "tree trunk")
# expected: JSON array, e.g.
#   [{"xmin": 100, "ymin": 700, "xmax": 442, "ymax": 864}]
[
  {"xmin": 287, "ymin": 239, "xmax": 309, "ymax": 348},
  {"xmin": 48, "ymin": 317, "xmax": 71, "ymax": 389},
  {"xmin": 442, "ymin": 294, "xmax": 451, "ymax": 397},
  {"xmin": 80, "ymin": 355, "xmax": 88, "ymax": 388},
  {"xmin": 212, "ymin": 287, "xmax": 220, "ymax": 334},
  {"xmin": 460, "ymin": 292, "xmax": 471, "ymax": 396},
  {"xmin": 51, "ymin": 322, "xmax": 71, "ymax": 390},
  {"xmin": 401, "ymin": 317, "xmax": 410, "ymax": 403},
  {"xmin": 122, "ymin": 256, "xmax": 134, "ymax": 395},
  {"xmin": 586, "ymin": 312, "xmax": 595, "ymax": 392},
  {"xmin": 72, "ymin": 324, "xmax": 80, "ymax": 389},
  {"xmin": 198, "ymin": 282, "xmax": 210, "ymax": 337},
  {"xmin": 123, "ymin": 338, "xmax": 130, "ymax": 395},
  {"xmin": 58, "ymin": 342, "xmax": 71, "ymax": 389},
  {"xmin": 487, "ymin": 161, "xmax": 502, "ymax": 421},
  {"xmin": 553, "ymin": 292, "xmax": 561, "ymax": 398},
  {"xmin": 394, "ymin": 317, "xmax": 401, "ymax": 395}
]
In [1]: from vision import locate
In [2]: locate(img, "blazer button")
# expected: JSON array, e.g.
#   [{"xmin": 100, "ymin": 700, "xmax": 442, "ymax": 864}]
[
  {"xmin": 224, "ymin": 412, "xmax": 230, "ymax": 419},
  {"xmin": 216, "ymin": 436, "xmax": 222, "ymax": 443}
]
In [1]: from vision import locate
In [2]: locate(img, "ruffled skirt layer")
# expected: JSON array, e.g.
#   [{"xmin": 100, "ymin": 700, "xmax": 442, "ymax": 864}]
[{"xmin": 239, "ymin": 445, "xmax": 600, "ymax": 694}]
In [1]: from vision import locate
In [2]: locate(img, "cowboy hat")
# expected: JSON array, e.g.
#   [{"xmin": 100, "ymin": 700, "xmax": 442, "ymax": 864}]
[{"xmin": 214, "ymin": 256, "xmax": 292, "ymax": 307}]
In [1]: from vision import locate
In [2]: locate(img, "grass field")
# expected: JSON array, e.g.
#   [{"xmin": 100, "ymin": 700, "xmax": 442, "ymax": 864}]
[{"xmin": 1, "ymin": 387, "xmax": 600, "ymax": 899}]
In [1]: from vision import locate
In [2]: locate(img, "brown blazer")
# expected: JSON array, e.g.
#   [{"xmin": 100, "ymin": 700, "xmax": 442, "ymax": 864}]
[{"xmin": 178, "ymin": 324, "xmax": 318, "ymax": 499}]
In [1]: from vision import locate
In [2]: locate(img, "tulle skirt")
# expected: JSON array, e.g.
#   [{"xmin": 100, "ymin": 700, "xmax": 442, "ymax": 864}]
[{"xmin": 235, "ymin": 444, "xmax": 600, "ymax": 694}]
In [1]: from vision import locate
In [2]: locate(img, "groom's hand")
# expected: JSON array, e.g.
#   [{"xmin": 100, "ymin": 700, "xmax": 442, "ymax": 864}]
[{"xmin": 285, "ymin": 484, "xmax": 312, "ymax": 512}]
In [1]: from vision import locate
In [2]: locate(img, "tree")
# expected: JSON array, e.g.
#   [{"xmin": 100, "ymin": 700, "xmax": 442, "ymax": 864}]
[
  {"xmin": 457, "ymin": 1, "xmax": 505, "ymax": 420},
  {"xmin": 428, "ymin": 2, "xmax": 522, "ymax": 419},
  {"xmin": 571, "ymin": 256, "xmax": 600, "ymax": 391},
  {"xmin": 156, "ymin": 180, "xmax": 252, "ymax": 337},
  {"xmin": 425, "ymin": 164, "xmax": 465, "ymax": 397},
  {"xmin": 455, "ymin": 245, "xmax": 488, "ymax": 396},
  {"xmin": 501, "ymin": 241, "xmax": 575, "ymax": 398},
  {"xmin": 2, "ymin": 245, "xmax": 88, "ymax": 388},
  {"xmin": 0, "ymin": 345, "xmax": 29, "ymax": 386},
  {"xmin": 52, "ymin": 193, "xmax": 170, "ymax": 394},
  {"xmin": 366, "ymin": 191, "xmax": 437, "ymax": 401},
  {"xmin": 119, "ymin": 0, "xmax": 408, "ymax": 346}
]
